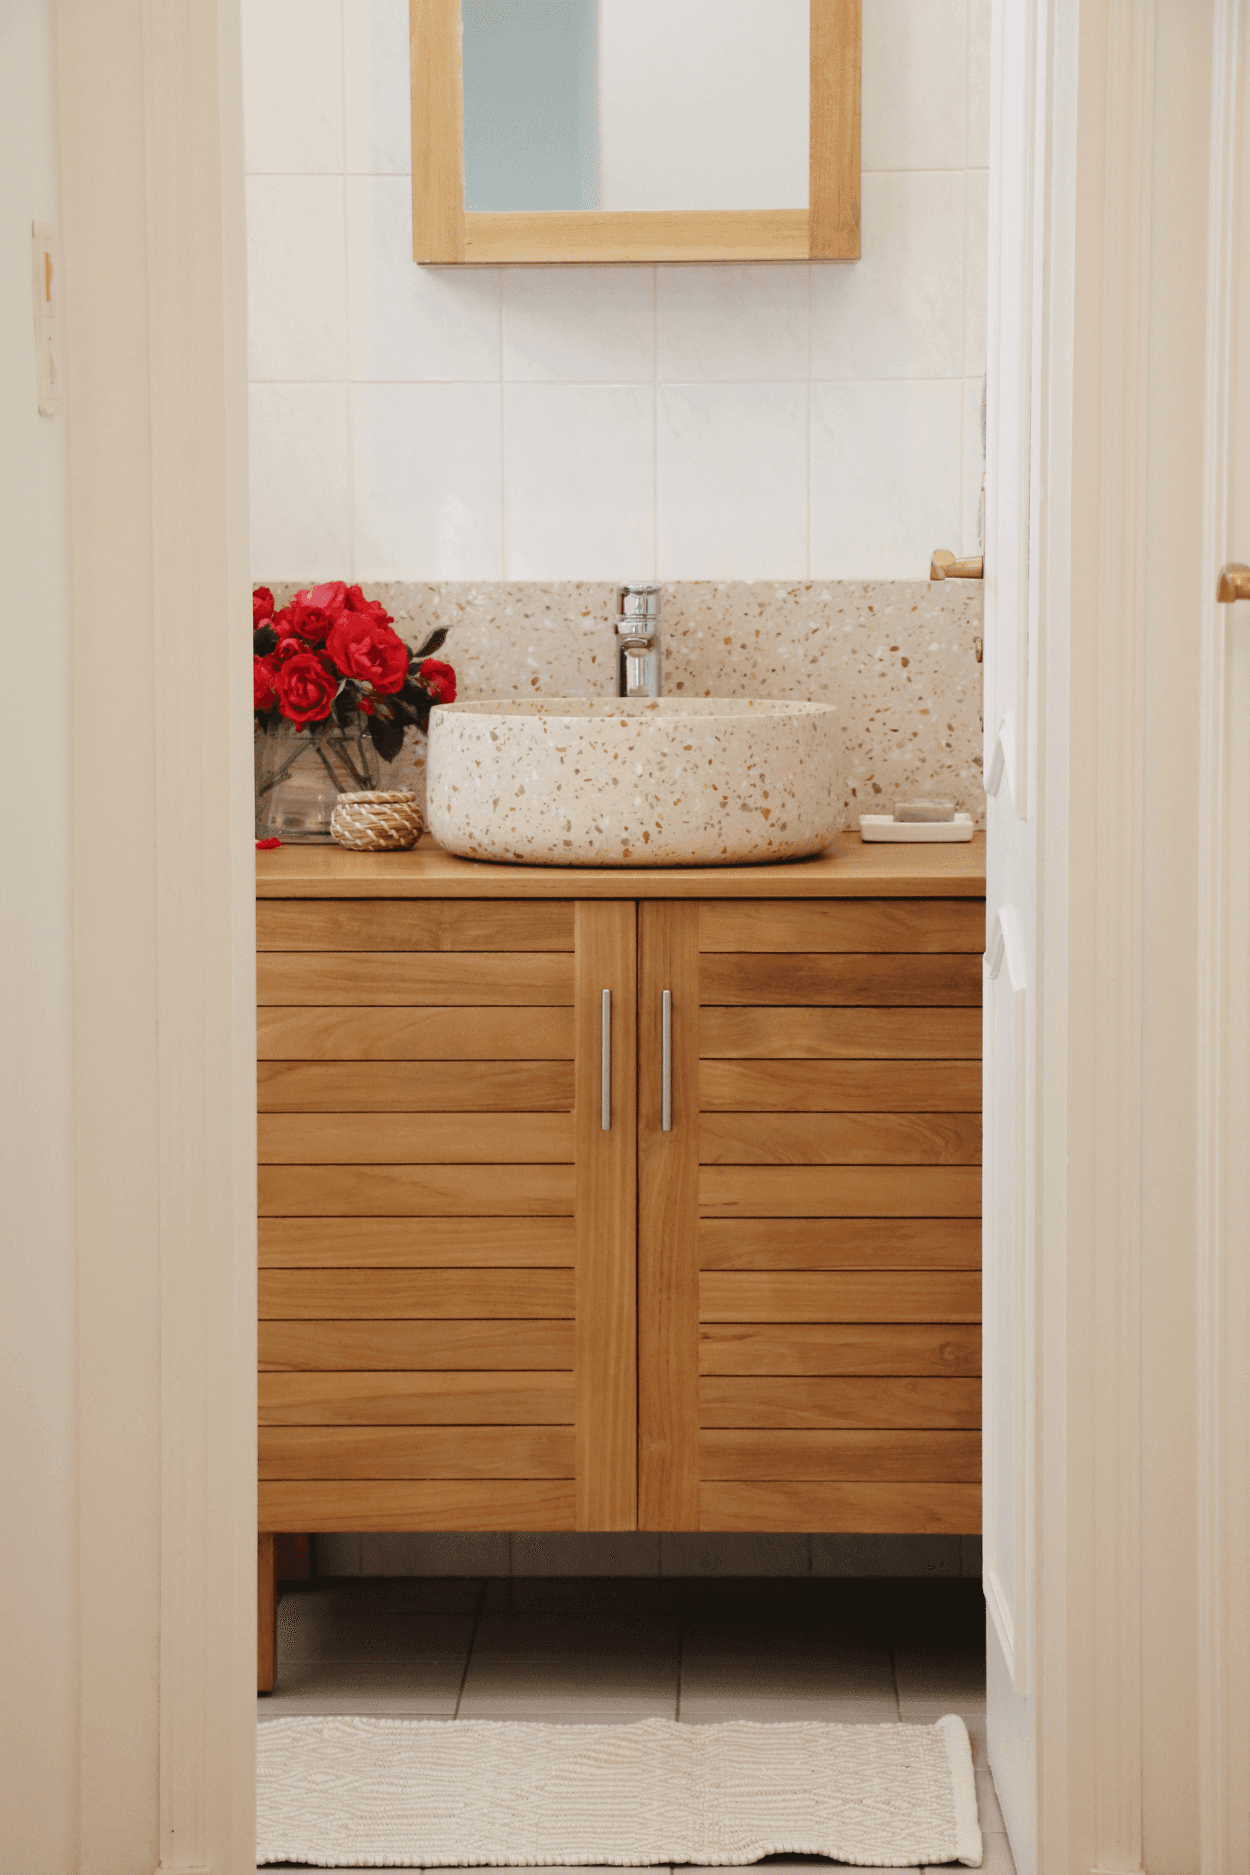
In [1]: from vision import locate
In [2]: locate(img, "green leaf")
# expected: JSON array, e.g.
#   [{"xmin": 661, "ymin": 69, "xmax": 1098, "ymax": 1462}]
[
  {"xmin": 411, "ymin": 625, "xmax": 448, "ymax": 661},
  {"xmin": 367, "ymin": 710, "xmax": 406, "ymax": 763}
]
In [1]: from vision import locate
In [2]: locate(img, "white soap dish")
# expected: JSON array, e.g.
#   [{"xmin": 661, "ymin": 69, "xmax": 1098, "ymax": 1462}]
[{"xmin": 859, "ymin": 812, "xmax": 975, "ymax": 843}]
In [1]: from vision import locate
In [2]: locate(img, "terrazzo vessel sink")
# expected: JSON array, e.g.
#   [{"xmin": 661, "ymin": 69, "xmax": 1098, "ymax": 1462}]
[{"xmin": 425, "ymin": 697, "xmax": 843, "ymax": 867}]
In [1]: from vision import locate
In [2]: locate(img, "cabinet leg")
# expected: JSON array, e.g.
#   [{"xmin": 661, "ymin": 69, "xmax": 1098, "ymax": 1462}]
[{"xmin": 258, "ymin": 1533, "xmax": 276, "ymax": 1695}]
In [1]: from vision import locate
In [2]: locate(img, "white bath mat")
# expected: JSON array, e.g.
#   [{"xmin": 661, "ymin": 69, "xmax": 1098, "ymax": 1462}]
[{"xmin": 256, "ymin": 1713, "xmax": 982, "ymax": 1868}]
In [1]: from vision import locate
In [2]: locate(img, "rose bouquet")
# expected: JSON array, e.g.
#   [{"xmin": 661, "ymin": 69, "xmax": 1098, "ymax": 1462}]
[
  {"xmin": 254, "ymin": 582, "xmax": 456, "ymax": 839},
  {"xmin": 253, "ymin": 582, "xmax": 455, "ymax": 760}
]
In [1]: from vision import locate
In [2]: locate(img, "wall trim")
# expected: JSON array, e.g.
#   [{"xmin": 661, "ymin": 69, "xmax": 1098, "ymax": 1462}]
[
  {"xmin": 1196, "ymin": 4, "xmax": 1250, "ymax": 1868},
  {"xmin": 1089, "ymin": 4, "xmax": 1154, "ymax": 1870}
]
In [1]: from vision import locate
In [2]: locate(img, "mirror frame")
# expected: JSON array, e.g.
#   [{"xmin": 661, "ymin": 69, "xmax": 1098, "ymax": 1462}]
[{"xmin": 410, "ymin": 0, "xmax": 861, "ymax": 264}]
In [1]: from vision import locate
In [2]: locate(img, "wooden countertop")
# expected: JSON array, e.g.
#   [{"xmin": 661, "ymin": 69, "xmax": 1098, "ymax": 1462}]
[{"xmin": 256, "ymin": 830, "xmax": 986, "ymax": 899}]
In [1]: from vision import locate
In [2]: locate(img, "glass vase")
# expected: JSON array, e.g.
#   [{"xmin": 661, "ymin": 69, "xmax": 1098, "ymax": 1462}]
[{"xmin": 255, "ymin": 714, "xmax": 381, "ymax": 843}]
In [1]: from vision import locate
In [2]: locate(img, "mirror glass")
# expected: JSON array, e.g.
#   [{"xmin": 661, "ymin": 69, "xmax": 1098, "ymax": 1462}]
[{"xmin": 461, "ymin": 0, "xmax": 810, "ymax": 214}]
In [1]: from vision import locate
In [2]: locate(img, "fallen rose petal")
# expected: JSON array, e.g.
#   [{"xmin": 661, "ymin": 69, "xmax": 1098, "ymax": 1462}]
[{"xmin": 255, "ymin": 837, "xmax": 281, "ymax": 850}]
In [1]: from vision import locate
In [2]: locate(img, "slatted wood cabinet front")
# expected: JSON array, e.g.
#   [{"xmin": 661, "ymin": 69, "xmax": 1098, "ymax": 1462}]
[
  {"xmin": 257, "ymin": 885, "xmax": 981, "ymax": 1565},
  {"xmin": 257, "ymin": 897, "xmax": 637, "ymax": 1545}
]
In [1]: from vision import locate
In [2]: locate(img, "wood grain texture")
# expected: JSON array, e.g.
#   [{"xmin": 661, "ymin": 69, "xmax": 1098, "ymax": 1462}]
[
  {"xmin": 257, "ymin": 1006, "xmax": 576, "ymax": 1061},
  {"xmin": 700, "ymin": 1429, "xmax": 981, "ymax": 1482},
  {"xmin": 697, "ymin": 1218, "xmax": 982, "ymax": 1270},
  {"xmin": 700, "ymin": 1166, "xmax": 982, "ymax": 1217},
  {"xmin": 699, "ymin": 1481, "xmax": 980, "ymax": 1534},
  {"xmin": 256, "ymin": 833, "xmax": 986, "ymax": 900},
  {"xmin": 258, "ymin": 1216, "xmax": 576, "ymax": 1269},
  {"xmin": 258, "ymin": 1112, "xmax": 574, "ymax": 1165},
  {"xmin": 574, "ymin": 901, "xmax": 638, "ymax": 1531},
  {"xmin": 638, "ymin": 901, "xmax": 702, "ymax": 1531},
  {"xmin": 700, "ymin": 900, "xmax": 983, "ymax": 954},
  {"xmin": 259, "ymin": 1269, "xmax": 575, "ymax": 1321},
  {"xmin": 260, "ymin": 1320, "xmax": 574, "ymax": 1372},
  {"xmin": 699, "ymin": 1060, "xmax": 981, "ymax": 1112},
  {"xmin": 258, "ymin": 1061, "xmax": 575, "ymax": 1113},
  {"xmin": 259, "ymin": 1371, "xmax": 575, "ymax": 1425},
  {"xmin": 698, "ymin": 1375, "xmax": 981, "ymax": 1430},
  {"xmin": 810, "ymin": 0, "xmax": 862, "ymax": 259},
  {"xmin": 257, "ymin": 952, "xmax": 573, "ymax": 1007},
  {"xmin": 700, "ymin": 954, "xmax": 982, "ymax": 1007},
  {"xmin": 698, "ymin": 1271, "xmax": 982, "ymax": 1324},
  {"xmin": 257, "ymin": 1533, "xmax": 275, "ymax": 1694},
  {"xmin": 410, "ymin": 0, "xmax": 464, "ymax": 262},
  {"xmin": 260, "ymin": 1479, "xmax": 577, "ymax": 1532},
  {"xmin": 701, "ymin": 1007, "xmax": 982, "ymax": 1060},
  {"xmin": 258, "ymin": 1164, "xmax": 575, "ymax": 1217},
  {"xmin": 699, "ymin": 1323, "xmax": 981, "ymax": 1377},
  {"xmin": 462, "ymin": 209, "xmax": 811, "ymax": 264},
  {"xmin": 257, "ymin": 900, "xmax": 574, "ymax": 952},
  {"xmin": 259, "ymin": 1425, "xmax": 574, "ymax": 1480},
  {"xmin": 699, "ymin": 1111, "xmax": 982, "ymax": 1167}
]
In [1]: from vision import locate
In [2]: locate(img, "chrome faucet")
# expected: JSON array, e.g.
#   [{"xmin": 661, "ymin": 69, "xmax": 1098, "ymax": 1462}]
[{"xmin": 616, "ymin": 585, "xmax": 662, "ymax": 697}]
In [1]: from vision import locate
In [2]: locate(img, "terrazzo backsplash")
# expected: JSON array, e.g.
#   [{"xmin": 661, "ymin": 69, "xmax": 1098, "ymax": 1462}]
[{"xmin": 265, "ymin": 580, "xmax": 985, "ymax": 827}]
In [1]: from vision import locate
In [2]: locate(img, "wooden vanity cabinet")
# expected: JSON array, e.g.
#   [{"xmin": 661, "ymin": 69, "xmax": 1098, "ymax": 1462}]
[{"xmin": 256, "ymin": 838, "xmax": 984, "ymax": 1688}]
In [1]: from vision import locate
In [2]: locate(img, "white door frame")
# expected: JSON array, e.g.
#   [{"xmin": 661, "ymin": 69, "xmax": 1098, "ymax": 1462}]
[{"xmin": 48, "ymin": 2, "xmax": 1235, "ymax": 1871}]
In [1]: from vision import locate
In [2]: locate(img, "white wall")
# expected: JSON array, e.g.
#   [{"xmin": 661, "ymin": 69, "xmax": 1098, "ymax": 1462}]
[
  {"xmin": 0, "ymin": 4, "xmax": 79, "ymax": 1871},
  {"xmin": 244, "ymin": 0, "xmax": 989, "ymax": 582}
]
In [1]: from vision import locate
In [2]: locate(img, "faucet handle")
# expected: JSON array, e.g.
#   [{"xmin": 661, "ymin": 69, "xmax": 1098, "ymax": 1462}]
[{"xmin": 617, "ymin": 584, "xmax": 661, "ymax": 624}]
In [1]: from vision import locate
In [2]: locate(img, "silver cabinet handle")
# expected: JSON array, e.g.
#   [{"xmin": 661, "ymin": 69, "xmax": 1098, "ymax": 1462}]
[
  {"xmin": 661, "ymin": 990, "xmax": 672, "ymax": 1132},
  {"xmin": 601, "ymin": 989, "xmax": 611, "ymax": 1131}
]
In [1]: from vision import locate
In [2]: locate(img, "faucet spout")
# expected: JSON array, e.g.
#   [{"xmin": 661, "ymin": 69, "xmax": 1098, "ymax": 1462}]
[{"xmin": 616, "ymin": 585, "xmax": 662, "ymax": 697}]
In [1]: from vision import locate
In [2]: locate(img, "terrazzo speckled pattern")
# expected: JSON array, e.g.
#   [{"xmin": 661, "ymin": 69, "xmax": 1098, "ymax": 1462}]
[
  {"xmin": 264, "ymin": 582, "xmax": 984, "ymax": 830},
  {"xmin": 426, "ymin": 698, "xmax": 843, "ymax": 867}
]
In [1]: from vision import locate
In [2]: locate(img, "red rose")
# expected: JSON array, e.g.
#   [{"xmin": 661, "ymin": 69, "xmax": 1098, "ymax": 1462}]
[
  {"xmin": 303, "ymin": 580, "xmax": 349, "ymax": 615},
  {"xmin": 419, "ymin": 657, "xmax": 456, "ymax": 705},
  {"xmin": 344, "ymin": 584, "xmax": 394, "ymax": 627},
  {"xmin": 252, "ymin": 586, "xmax": 275, "ymax": 626},
  {"xmin": 275, "ymin": 651, "xmax": 338, "ymax": 726},
  {"xmin": 286, "ymin": 596, "xmax": 337, "ymax": 645},
  {"xmin": 356, "ymin": 695, "xmax": 375, "ymax": 715},
  {"xmin": 325, "ymin": 615, "xmax": 410, "ymax": 694},
  {"xmin": 254, "ymin": 654, "xmax": 279, "ymax": 710},
  {"xmin": 271, "ymin": 634, "xmax": 307, "ymax": 665}
]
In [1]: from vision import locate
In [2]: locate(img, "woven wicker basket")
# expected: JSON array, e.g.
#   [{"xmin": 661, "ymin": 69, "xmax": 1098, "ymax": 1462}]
[{"xmin": 330, "ymin": 789, "xmax": 423, "ymax": 852}]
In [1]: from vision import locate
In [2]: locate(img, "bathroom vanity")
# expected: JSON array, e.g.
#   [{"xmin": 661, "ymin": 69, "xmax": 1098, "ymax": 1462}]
[{"xmin": 256, "ymin": 834, "xmax": 984, "ymax": 1688}]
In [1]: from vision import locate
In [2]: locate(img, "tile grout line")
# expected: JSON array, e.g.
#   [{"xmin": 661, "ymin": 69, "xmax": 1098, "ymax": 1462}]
[{"xmin": 453, "ymin": 1576, "xmax": 489, "ymax": 1719}]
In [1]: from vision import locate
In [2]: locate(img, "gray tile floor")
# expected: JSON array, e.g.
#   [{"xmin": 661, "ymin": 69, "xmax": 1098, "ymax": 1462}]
[{"xmin": 258, "ymin": 1576, "xmax": 1015, "ymax": 1875}]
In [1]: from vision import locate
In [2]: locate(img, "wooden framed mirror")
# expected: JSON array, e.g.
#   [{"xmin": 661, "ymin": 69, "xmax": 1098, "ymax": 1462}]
[{"xmin": 411, "ymin": 0, "xmax": 861, "ymax": 264}]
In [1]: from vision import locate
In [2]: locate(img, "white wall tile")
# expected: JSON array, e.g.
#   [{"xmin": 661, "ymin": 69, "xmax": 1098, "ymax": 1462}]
[
  {"xmin": 967, "ymin": 0, "xmax": 992, "ymax": 168},
  {"xmin": 241, "ymin": 0, "xmax": 345, "ymax": 174},
  {"xmin": 250, "ymin": 383, "xmax": 352, "ymax": 577},
  {"xmin": 964, "ymin": 169, "xmax": 988, "ymax": 375},
  {"xmin": 502, "ymin": 384, "xmax": 654, "ymax": 578},
  {"xmin": 961, "ymin": 375, "xmax": 985, "ymax": 554},
  {"xmin": 502, "ymin": 268, "xmax": 655, "ymax": 383},
  {"xmin": 347, "ymin": 177, "xmax": 500, "ymax": 380},
  {"xmin": 657, "ymin": 383, "xmax": 808, "ymax": 579},
  {"xmin": 811, "ymin": 1535, "xmax": 963, "ymax": 1576},
  {"xmin": 353, "ymin": 383, "xmax": 503, "ymax": 577},
  {"xmin": 656, "ymin": 263, "xmax": 809, "ymax": 382},
  {"xmin": 861, "ymin": 0, "xmax": 968, "ymax": 171},
  {"xmin": 510, "ymin": 1534, "xmax": 662, "ymax": 1576},
  {"xmin": 810, "ymin": 379, "xmax": 962, "ymax": 579},
  {"xmin": 343, "ymin": 0, "xmax": 412, "ymax": 174},
  {"xmin": 247, "ymin": 176, "xmax": 348, "ymax": 381},
  {"xmin": 359, "ymin": 1532, "xmax": 509, "ymax": 1574},
  {"xmin": 811, "ymin": 172, "xmax": 967, "ymax": 381}
]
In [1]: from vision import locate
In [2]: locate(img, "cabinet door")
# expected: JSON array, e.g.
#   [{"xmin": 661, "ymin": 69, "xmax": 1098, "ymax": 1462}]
[
  {"xmin": 257, "ymin": 897, "xmax": 636, "ymax": 1534},
  {"xmin": 638, "ymin": 897, "xmax": 983, "ymax": 1534}
]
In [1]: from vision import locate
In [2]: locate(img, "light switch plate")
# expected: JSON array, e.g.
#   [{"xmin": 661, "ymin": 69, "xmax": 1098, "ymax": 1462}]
[{"xmin": 32, "ymin": 220, "xmax": 60, "ymax": 415}]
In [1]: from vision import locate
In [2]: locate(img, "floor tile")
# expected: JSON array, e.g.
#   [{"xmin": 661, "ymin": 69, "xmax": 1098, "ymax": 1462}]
[
  {"xmin": 894, "ymin": 1649, "xmax": 988, "ymax": 1708},
  {"xmin": 277, "ymin": 1600, "xmax": 475, "ymax": 1666},
  {"xmin": 679, "ymin": 1690, "xmax": 901, "ymax": 1726},
  {"xmin": 470, "ymin": 1613, "xmax": 679, "ymax": 1658},
  {"xmin": 459, "ymin": 1654, "xmax": 679, "ymax": 1723},
  {"xmin": 257, "ymin": 1659, "xmax": 464, "ymax": 1718},
  {"xmin": 485, "ymin": 1576, "xmax": 679, "ymax": 1617}
]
